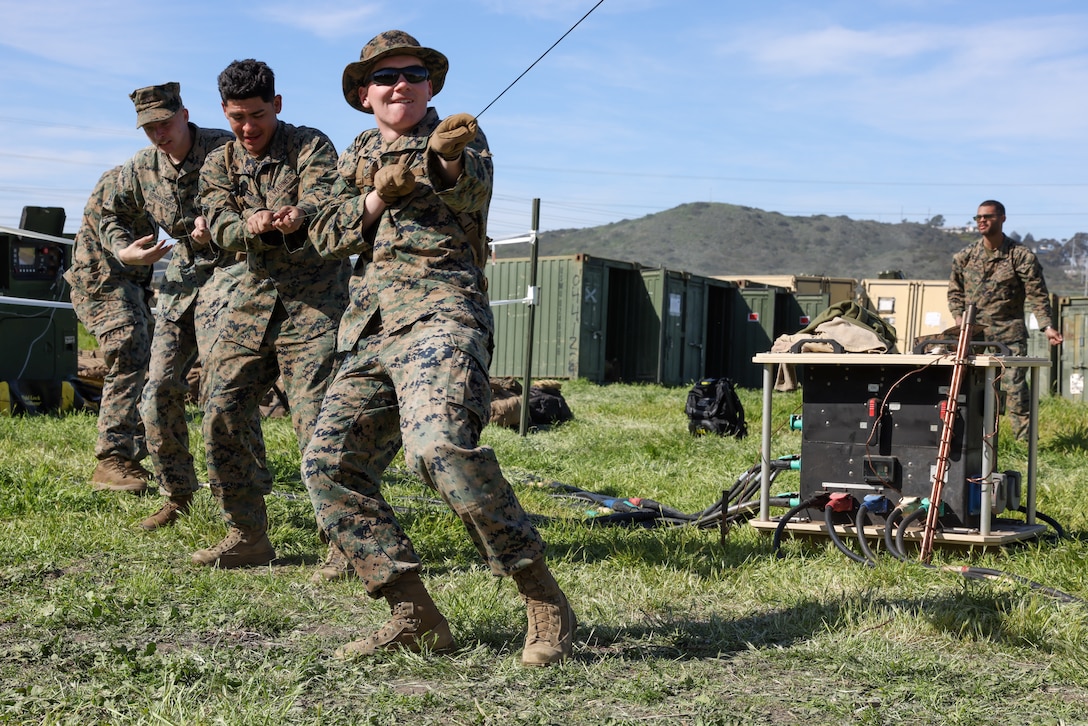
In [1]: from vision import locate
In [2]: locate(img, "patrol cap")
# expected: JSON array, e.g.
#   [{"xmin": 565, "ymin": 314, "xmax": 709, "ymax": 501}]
[
  {"xmin": 130, "ymin": 82, "xmax": 183, "ymax": 128},
  {"xmin": 342, "ymin": 30, "xmax": 448, "ymax": 113}
]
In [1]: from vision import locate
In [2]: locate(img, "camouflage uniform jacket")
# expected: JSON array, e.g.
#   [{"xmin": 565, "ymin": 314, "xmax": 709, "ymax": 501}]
[
  {"xmin": 309, "ymin": 107, "xmax": 493, "ymax": 353},
  {"xmin": 948, "ymin": 234, "xmax": 1054, "ymax": 344},
  {"xmin": 65, "ymin": 167, "xmax": 155, "ymax": 292},
  {"xmin": 200, "ymin": 121, "xmax": 349, "ymax": 350},
  {"xmin": 100, "ymin": 124, "xmax": 235, "ymax": 322}
]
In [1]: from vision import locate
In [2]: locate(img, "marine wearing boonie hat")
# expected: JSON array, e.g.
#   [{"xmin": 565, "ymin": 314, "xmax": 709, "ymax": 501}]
[
  {"xmin": 341, "ymin": 30, "xmax": 448, "ymax": 113},
  {"xmin": 129, "ymin": 82, "xmax": 183, "ymax": 128}
]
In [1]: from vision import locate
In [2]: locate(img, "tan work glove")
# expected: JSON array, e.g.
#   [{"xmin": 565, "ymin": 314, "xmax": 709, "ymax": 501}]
[
  {"xmin": 373, "ymin": 164, "xmax": 416, "ymax": 204},
  {"xmin": 428, "ymin": 113, "xmax": 478, "ymax": 161}
]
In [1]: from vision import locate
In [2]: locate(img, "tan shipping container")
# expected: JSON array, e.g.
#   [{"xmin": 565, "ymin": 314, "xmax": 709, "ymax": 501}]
[
  {"xmin": 714, "ymin": 274, "xmax": 858, "ymax": 307},
  {"xmin": 861, "ymin": 279, "xmax": 955, "ymax": 352}
]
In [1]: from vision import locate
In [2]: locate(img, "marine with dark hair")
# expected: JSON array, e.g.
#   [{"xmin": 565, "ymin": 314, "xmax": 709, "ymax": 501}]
[
  {"xmin": 304, "ymin": 30, "xmax": 576, "ymax": 667},
  {"xmin": 217, "ymin": 58, "xmax": 277, "ymax": 103},
  {"xmin": 195, "ymin": 59, "xmax": 349, "ymax": 569},
  {"xmin": 948, "ymin": 199, "xmax": 1063, "ymax": 439}
]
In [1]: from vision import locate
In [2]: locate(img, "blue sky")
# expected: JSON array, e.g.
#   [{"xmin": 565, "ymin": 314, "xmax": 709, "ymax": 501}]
[{"xmin": 3, "ymin": 0, "xmax": 1088, "ymax": 244}]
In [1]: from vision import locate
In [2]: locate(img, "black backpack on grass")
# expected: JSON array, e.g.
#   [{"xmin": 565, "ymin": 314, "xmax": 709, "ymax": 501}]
[
  {"xmin": 528, "ymin": 383, "xmax": 574, "ymax": 426},
  {"xmin": 685, "ymin": 377, "xmax": 747, "ymax": 438}
]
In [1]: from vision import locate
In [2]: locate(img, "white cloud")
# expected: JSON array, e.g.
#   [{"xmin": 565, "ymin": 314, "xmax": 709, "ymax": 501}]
[
  {"xmin": 721, "ymin": 15, "xmax": 1088, "ymax": 77},
  {"xmin": 473, "ymin": 0, "xmax": 659, "ymax": 22},
  {"xmin": 713, "ymin": 14, "xmax": 1088, "ymax": 141},
  {"xmin": 0, "ymin": 1, "xmax": 162, "ymax": 70},
  {"xmin": 736, "ymin": 24, "xmax": 945, "ymax": 76},
  {"xmin": 262, "ymin": 1, "xmax": 387, "ymax": 40}
]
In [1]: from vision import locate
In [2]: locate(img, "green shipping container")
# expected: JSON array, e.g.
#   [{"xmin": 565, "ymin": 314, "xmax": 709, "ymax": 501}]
[
  {"xmin": 1055, "ymin": 296, "xmax": 1088, "ymax": 402},
  {"xmin": 729, "ymin": 285, "xmax": 785, "ymax": 389},
  {"xmin": 638, "ymin": 269, "xmax": 738, "ymax": 386},
  {"xmin": 1025, "ymin": 293, "xmax": 1059, "ymax": 397},
  {"xmin": 702, "ymin": 277, "xmax": 740, "ymax": 381},
  {"xmin": 485, "ymin": 254, "xmax": 639, "ymax": 382},
  {"xmin": 637, "ymin": 269, "xmax": 687, "ymax": 385},
  {"xmin": 486, "ymin": 255, "xmax": 739, "ymax": 385},
  {"xmin": 782, "ymin": 292, "xmax": 830, "ymax": 335}
]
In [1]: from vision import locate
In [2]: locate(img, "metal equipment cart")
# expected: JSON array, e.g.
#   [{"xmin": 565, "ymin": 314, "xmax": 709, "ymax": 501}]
[{"xmin": 748, "ymin": 351, "xmax": 1048, "ymax": 547}]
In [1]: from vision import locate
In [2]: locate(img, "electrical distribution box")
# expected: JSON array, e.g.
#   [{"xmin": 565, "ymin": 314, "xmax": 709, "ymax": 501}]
[
  {"xmin": 799, "ymin": 361, "xmax": 989, "ymax": 528},
  {"xmin": 0, "ymin": 206, "xmax": 77, "ymax": 384}
]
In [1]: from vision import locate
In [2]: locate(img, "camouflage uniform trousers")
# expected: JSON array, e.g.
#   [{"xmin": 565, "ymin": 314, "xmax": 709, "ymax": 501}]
[
  {"xmin": 201, "ymin": 300, "xmax": 338, "ymax": 531},
  {"xmin": 1002, "ymin": 340, "xmax": 1031, "ymax": 439},
  {"xmin": 70, "ymin": 288, "xmax": 152, "ymax": 462},
  {"xmin": 141, "ymin": 296, "xmax": 269, "ymax": 499},
  {"xmin": 302, "ymin": 314, "xmax": 545, "ymax": 598}
]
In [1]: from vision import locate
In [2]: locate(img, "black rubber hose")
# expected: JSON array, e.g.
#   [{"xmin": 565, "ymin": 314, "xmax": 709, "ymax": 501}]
[
  {"xmin": 720, "ymin": 464, "xmax": 768, "ymax": 512},
  {"xmin": 585, "ymin": 510, "xmax": 663, "ymax": 527},
  {"xmin": 728, "ymin": 457, "xmax": 793, "ymax": 502},
  {"xmin": 864, "ymin": 506, "xmax": 1081, "ymax": 604},
  {"xmin": 639, "ymin": 499, "xmax": 695, "ymax": 521},
  {"xmin": 855, "ymin": 503, "xmax": 880, "ymax": 563},
  {"xmin": 883, "ymin": 507, "xmax": 906, "ymax": 561},
  {"xmin": 737, "ymin": 473, "xmax": 764, "ymax": 503},
  {"xmin": 824, "ymin": 503, "xmax": 871, "ymax": 566},
  {"xmin": 1017, "ymin": 506, "xmax": 1068, "ymax": 540},
  {"xmin": 772, "ymin": 498, "xmax": 818, "ymax": 558},
  {"xmin": 895, "ymin": 506, "xmax": 929, "ymax": 559},
  {"xmin": 947, "ymin": 565, "xmax": 1083, "ymax": 604}
]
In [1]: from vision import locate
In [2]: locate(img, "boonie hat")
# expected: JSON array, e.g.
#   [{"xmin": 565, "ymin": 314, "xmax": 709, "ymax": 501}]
[
  {"xmin": 130, "ymin": 82, "xmax": 183, "ymax": 128},
  {"xmin": 342, "ymin": 30, "xmax": 448, "ymax": 113}
]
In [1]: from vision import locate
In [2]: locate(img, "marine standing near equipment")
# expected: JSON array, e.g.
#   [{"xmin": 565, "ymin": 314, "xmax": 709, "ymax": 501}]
[
  {"xmin": 100, "ymin": 82, "xmax": 267, "ymax": 529},
  {"xmin": 65, "ymin": 167, "xmax": 157, "ymax": 492},
  {"xmin": 196, "ymin": 59, "xmax": 349, "ymax": 569},
  {"xmin": 948, "ymin": 200, "xmax": 1063, "ymax": 440},
  {"xmin": 304, "ymin": 30, "xmax": 575, "ymax": 666}
]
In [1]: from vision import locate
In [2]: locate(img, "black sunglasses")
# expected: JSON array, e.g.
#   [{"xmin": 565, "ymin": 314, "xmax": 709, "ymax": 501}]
[{"xmin": 367, "ymin": 65, "xmax": 430, "ymax": 86}]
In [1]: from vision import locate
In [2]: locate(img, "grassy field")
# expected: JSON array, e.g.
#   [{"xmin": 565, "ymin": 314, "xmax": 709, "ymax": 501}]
[{"xmin": 1, "ymin": 379, "xmax": 1086, "ymax": 725}]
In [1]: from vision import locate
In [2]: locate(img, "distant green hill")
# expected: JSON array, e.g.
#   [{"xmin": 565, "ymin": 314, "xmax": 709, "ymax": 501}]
[{"xmin": 521, "ymin": 202, "xmax": 1079, "ymax": 293}]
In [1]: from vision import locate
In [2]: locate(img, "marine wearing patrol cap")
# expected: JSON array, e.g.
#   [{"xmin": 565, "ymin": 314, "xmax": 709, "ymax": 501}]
[{"xmin": 129, "ymin": 82, "xmax": 183, "ymax": 128}]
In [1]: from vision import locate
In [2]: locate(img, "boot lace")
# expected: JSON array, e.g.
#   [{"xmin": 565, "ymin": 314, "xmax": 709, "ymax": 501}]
[
  {"xmin": 525, "ymin": 600, "xmax": 562, "ymax": 645},
  {"xmin": 209, "ymin": 529, "xmax": 244, "ymax": 556}
]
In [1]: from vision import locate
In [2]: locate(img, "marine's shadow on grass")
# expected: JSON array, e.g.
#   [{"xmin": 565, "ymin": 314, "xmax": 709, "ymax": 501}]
[
  {"xmin": 309, "ymin": 486, "xmax": 771, "ymax": 577},
  {"xmin": 540, "ymin": 520, "xmax": 767, "ymax": 576},
  {"xmin": 468, "ymin": 590, "xmax": 1067, "ymax": 664},
  {"xmin": 1045, "ymin": 422, "xmax": 1088, "ymax": 454},
  {"xmin": 266, "ymin": 498, "xmax": 764, "ymax": 576}
]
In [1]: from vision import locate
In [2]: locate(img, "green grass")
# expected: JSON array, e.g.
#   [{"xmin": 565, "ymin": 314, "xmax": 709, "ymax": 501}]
[{"xmin": 1, "ymin": 381, "xmax": 1087, "ymax": 725}]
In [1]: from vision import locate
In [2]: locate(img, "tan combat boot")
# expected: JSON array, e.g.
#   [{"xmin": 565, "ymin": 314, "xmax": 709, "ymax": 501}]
[
  {"xmin": 190, "ymin": 527, "xmax": 275, "ymax": 568},
  {"xmin": 311, "ymin": 542, "xmax": 352, "ymax": 583},
  {"xmin": 191, "ymin": 489, "xmax": 275, "ymax": 568},
  {"xmin": 335, "ymin": 571, "xmax": 455, "ymax": 659},
  {"xmin": 139, "ymin": 494, "xmax": 193, "ymax": 531},
  {"xmin": 90, "ymin": 455, "xmax": 150, "ymax": 494},
  {"xmin": 513, "ymin": 558, "xmax": 576, "ymax": 666}
]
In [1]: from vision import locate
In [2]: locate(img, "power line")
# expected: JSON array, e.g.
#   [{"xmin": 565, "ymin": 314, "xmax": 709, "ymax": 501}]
[
  {"xmin": 0, "ymin": 151, "xmax": 122, "ymax": 167},
  {"xmin": 500, "ymin": 165, "xmax": 1088, "ymax": 189},
  {"xmin": 0, "ymin": 116, "xmax": 133, "ymax": 137},
  {"xmin": 476, "ymin": 0, "xmax": 607, "ymax": 119}
]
